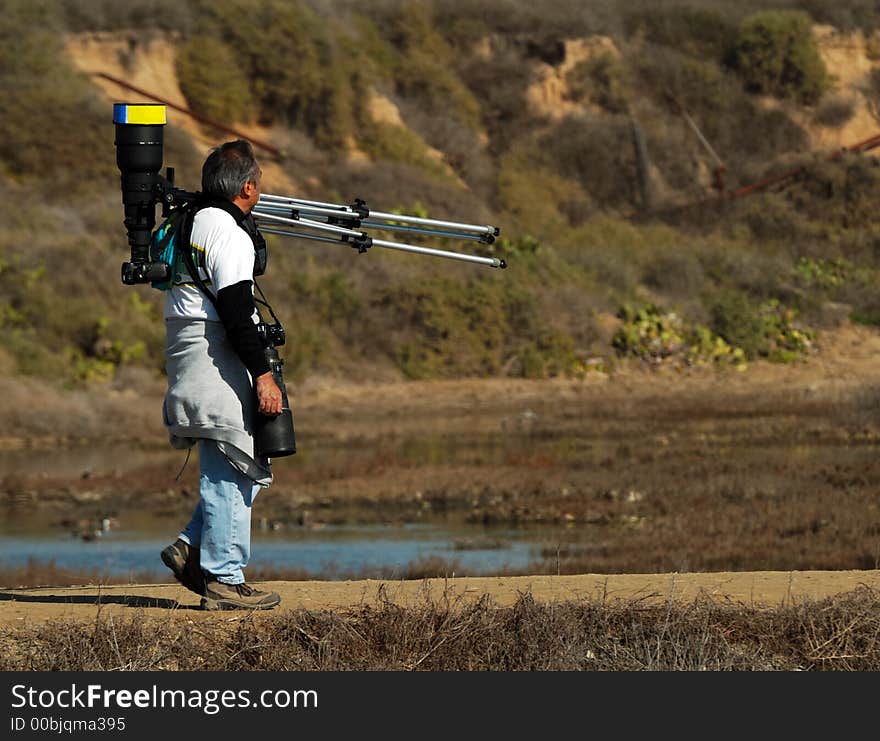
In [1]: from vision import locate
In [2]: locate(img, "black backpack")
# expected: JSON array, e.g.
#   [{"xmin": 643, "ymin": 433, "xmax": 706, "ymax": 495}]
[{"xmin": 148, "ymin": 197, "xmax": 267, "ymax": 292}]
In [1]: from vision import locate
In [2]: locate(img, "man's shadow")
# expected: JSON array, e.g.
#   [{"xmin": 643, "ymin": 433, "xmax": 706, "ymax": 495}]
[{"xmin": 0, "ymin": 590, "xmax": 200, "ymax": 611}]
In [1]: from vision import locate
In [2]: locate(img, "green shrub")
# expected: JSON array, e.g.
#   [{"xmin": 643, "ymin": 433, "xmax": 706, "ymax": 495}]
[
  {"xmin": 394, "ymin": 97, "xmax": 494, "ymax": 192},
  {"xmin": 708, "ymin": 292, "xmax": 814, "ymax": 362},
  {"xmin": 0, "ymin": 2, "xmax": 116, "ymax": 188},
  {"xmin": 350, "ymin": 14, "xmax": 398, "ymax": 81},
  {"xmin": 565, "ymin": 53, "xmax": 629, "ymax": 114},
  {"xmin": 812, "ymin": 94, "xmax": 856, "ymax": 128},
  {"xmin": 633, "ymin": 51, "xmax": 726, "ymax": 114},
  {"xmin": 739, "ymin": 193, "xmax": 811, "ymax": 242},
  {"xmin": 795, "ymin": 257, "xmax": 856, "ymax": 290},
  {"xmin": 356, "ymin": 121, "xmax": 451, "ymax": 180},
  {"xmin": 0, "ymin": 243, "xmax": 162, "ymax": 385},
  {"xmin": 756, "ymin": 298, "xmax": 816, "ymax": 362},
  {"xmin": 623, "ymin": 6, "xmax": 739, "ymax": 62},
  {"xmin": 308, "ymin": 271, "xmax": 361, "ymax": 329},
  {"xmin": 537, "ymin": 115, "xmax": 637, "ymax": 211},
  {"xmin": 176, "ymin": 37, "xmax": 254, "ymax": 124},
  {"xmin": 707, "ymin": 291, "xmax": 766, "ymax": 359},
  {"xmin": 850, "ymin": 308, "xmax": 880, "ymax": 326},
  {"xmin": 612, "ymin": 303, "xmax": 746, "ymax": 368},
  {"xmin": 488, "ymin": 235, "xmax": 541, "ymax": 263},
  {"xmin": 196, "ymin": 0, "xmax": 354, "ymax": 147},
  {"xmin": 497, "ymin": 142, "xmax": 593, "ymax": 237},
  {"xmin": 516, "ymin": 329, "xmax": 580, "ymax": 379},
  {"xmin": 732, "ymin": 10, "xmax": 829, "ymax": 104},
  {"xmin": 457, "ymin": 44, "xmax": 537, "ymax": 147},
  {"xmin": 59, "ymin": 0, "xmax": 197, "ymax": 32},
  {"xmin": 558, "ymin": 216, "xmax": 680, "ymax": 298},
  {"xmin": 381, "ymin": 277, "xmax": 579, "ymax": 379},
  {"xmin": 280, "ymin": 321, "xmax": 326, "ymax": 382},
  {"xmin": 381, "ymin": 4, "xmax": 482, "ymax": 131},
  {"xmin": 628, "ymin": 47, "xmax": 808, "ymax": 182},
  {"xmin": 642, "ymin": 251, "xmax": 706, "ymax": 300},
  {"xmin": 776, "ymin": 155, "xmax": 880, "ymax": 234},
  {"xmin": 386, "ymin": 278, "xmax": 510, "ymax": 378},
  {"xmin": 797, "ymin": 0, "xmax": 880, "ymax": 32},
  {"xmin": 867, "ymin": 67, "xmax": 880, "ymax": 110}
]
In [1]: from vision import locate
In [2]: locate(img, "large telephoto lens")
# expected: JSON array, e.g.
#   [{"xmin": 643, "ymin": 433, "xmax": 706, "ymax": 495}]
[
  {"xmin": 114, "ymin": 105, "xmax": 165, "ymax": 174},
  {"xmin": 113, "ymin": 104, "xmax": 166, "ymax": 274}
]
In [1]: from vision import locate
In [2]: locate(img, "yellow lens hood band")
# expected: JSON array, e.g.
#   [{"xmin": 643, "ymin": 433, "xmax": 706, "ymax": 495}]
[{"xmin": 113, "ymin": 103, "xmax": 166, "ymax": 125}]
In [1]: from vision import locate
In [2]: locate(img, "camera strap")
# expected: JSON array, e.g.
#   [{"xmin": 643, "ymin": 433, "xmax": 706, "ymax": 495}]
[
  {"xmin": 193, "ymin": 200, "xmax": 280, "ymax": 325},
  {"xmin": 253, "ymin": 279, "xmax": 281, "ymax": 327},
  {"xmin": 178, "ymin": 209, "xmax": 223, "ymax": 313}
]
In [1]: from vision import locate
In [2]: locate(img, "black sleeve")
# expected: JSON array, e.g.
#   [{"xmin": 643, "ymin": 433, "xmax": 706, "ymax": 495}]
[{"xmin": 215, "ymin": 280, "xmax": 271, "ymax": 379}]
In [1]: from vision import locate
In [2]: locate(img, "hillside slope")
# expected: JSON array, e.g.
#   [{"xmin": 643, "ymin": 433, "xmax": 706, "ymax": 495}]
[
  {"xmin": 6, "ymin": 2, "xmax": 880, "ymax": 389},
  {"xmin": 66, "ymin": 23, "xmax": 880, "ymax": 195}
]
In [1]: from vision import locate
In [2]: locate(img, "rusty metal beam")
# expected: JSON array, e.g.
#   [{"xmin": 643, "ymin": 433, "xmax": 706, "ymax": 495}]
[{"xmin": 93, "ymin": 72, "xmax": 282, "ymax": 158}]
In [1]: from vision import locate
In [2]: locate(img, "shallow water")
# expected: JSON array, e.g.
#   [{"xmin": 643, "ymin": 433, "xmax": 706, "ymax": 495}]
[
  {"xmin": 0, "ymin": 517, "xmax": 550, "ymax": 580},
  {"xmin": 0, "ymin": 437, "xmax": 573, "ymax": 579}
]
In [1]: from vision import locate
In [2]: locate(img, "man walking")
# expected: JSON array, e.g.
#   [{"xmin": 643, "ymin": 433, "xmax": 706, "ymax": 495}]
[{"xmin": 160, "ymin": 140, "xmax": 283, "ymax": 611}]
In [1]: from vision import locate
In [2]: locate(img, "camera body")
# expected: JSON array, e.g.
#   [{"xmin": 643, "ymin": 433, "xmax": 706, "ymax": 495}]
[
  {"xmin": 122, "ymin": 260, "xmax": 171, "ymax": 285},
  {"xmin": 257, "ymin": 321, "xmax": 285, "ymax": 348}
]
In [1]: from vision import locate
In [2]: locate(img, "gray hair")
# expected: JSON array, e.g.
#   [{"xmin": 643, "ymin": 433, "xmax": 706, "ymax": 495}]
[{"xmin": 201, "ymin": 140, "xmax": 260, "ymax": 200}]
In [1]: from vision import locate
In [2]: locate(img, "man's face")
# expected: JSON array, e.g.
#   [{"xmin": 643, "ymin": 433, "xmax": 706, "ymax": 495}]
[{"xmin": 241, "ymin": 165, "xmax": 262, "ymax": 213}]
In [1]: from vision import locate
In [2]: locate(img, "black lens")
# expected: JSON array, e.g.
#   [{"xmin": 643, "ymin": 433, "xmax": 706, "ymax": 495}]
[{"xmin": 115, "ymin": 123, "xmax": 164, "ymax": 175}]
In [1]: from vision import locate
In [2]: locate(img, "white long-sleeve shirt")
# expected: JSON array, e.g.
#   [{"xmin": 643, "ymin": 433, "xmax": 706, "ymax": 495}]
[{"xmin": 163, "ymin": 206, "xmax": 258, "ymax": 322}]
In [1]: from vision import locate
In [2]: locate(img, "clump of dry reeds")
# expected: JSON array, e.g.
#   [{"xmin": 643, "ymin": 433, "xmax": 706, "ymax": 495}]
[{"xmin": 2, "ymin": 587, "xmax": 878, "ymax": 671}]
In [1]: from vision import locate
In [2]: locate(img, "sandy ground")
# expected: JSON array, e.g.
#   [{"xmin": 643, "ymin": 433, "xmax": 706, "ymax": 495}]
[{"xmin": 1, "ymin": 570, "xmax": 879, "ymax": 627}]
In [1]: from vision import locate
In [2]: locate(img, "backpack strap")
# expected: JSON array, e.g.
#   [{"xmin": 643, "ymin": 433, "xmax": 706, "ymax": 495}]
[
  {"xmin": 200, "ymin": 197, "xmax": 247, "ymax": 224},
  {"xmin": 173, "ymin": 196, "xmax": 268, "ymax": 307},
  {"xmin": 199, "ymin": 198, "xmax": 268, "ymax": 277},
  {"xmin": 178, "ymin": 202, "xmax": 267, "ymax": 323},
  {"xmin": 178, "ymin": 206, "xmax": 219, "ymax": 311}
]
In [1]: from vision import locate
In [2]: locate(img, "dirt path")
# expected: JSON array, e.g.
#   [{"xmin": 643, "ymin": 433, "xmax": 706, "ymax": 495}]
[{"xmin": 2, "ymin": 570, "xmax": 878, "ymax": 626}]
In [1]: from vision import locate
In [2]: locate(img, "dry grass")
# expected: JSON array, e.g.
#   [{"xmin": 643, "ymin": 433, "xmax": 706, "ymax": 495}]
[{"xmin": 1, "ymin": 587, "xmax": 878, "ymax": 670}]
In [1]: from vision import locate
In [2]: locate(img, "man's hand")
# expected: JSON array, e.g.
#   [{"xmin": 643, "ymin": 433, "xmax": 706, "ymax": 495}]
[{"xmin": 255, "ymin": 372, "xmax": 284, "ymax": 416}]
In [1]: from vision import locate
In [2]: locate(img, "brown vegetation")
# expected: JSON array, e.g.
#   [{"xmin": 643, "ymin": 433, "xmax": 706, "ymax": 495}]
[
  {"xmin": 3, "ymin": 327, "xmax": 880, "ymax": 583},
  {"xmin": 1, "ymin": 587, "xmax": 878, "ymax": 670}
]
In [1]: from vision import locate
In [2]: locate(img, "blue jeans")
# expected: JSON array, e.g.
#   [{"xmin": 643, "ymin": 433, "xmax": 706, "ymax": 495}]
[{"xmin": 178, "ymin": 439, "xmax": 261, "ymax": 585}]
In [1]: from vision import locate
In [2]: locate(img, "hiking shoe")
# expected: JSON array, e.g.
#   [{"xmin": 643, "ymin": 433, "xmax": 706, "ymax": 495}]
[
  {"xmin": 160, "ymin": 539, "xmax": 206, "ymax": 596},
  {"xmin": 201, "ymin": 580, "xmax": 281, "ymax": 611}
]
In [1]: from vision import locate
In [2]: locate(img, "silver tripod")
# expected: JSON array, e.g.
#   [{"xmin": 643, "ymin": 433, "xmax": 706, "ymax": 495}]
[{"xmin": 252, "ymin": 193, "xmax": 506, "ymax": 270}]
